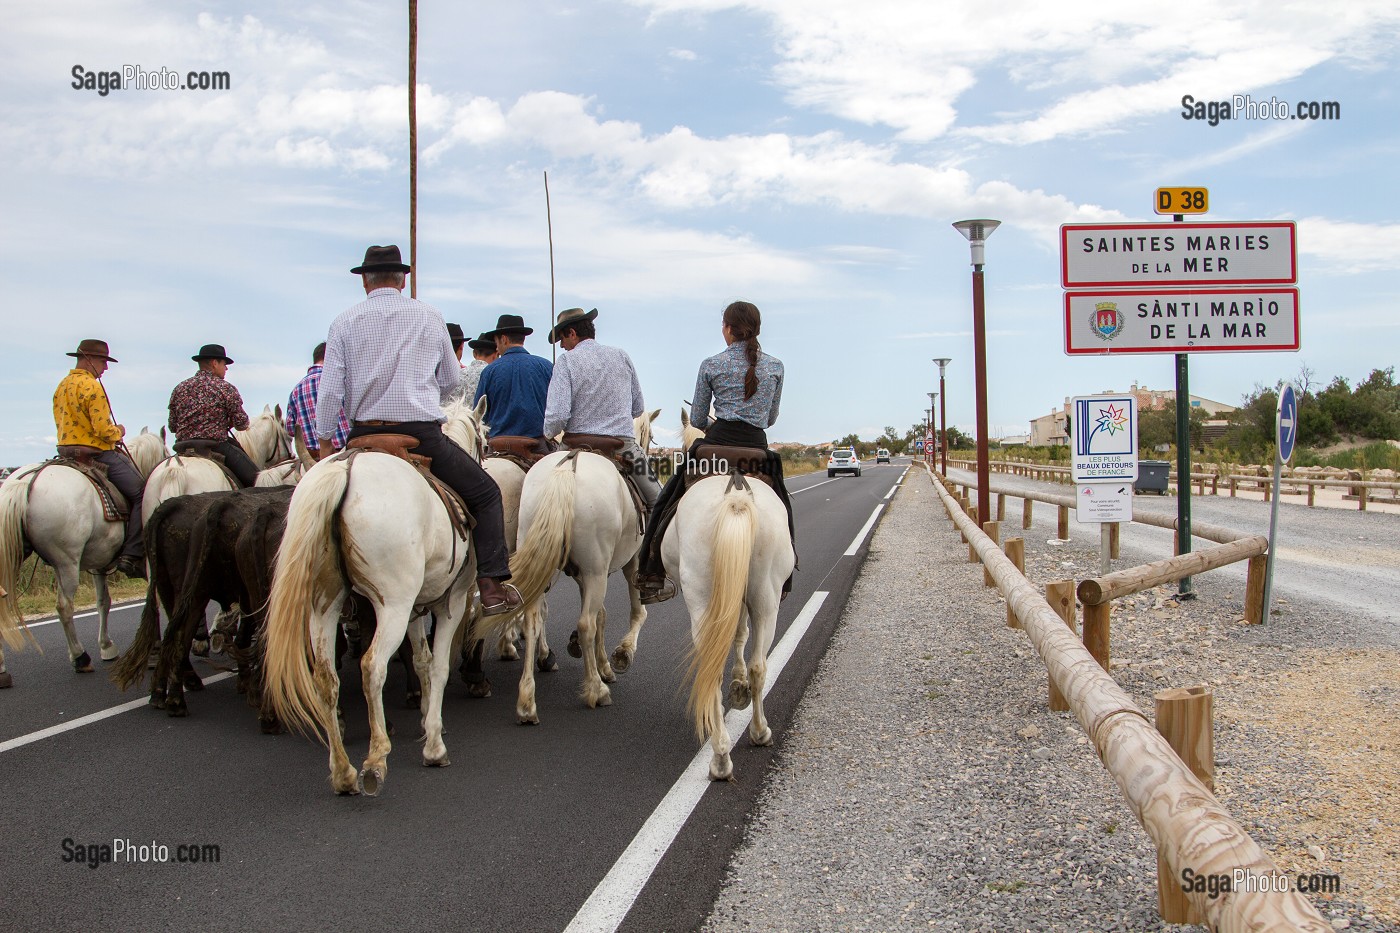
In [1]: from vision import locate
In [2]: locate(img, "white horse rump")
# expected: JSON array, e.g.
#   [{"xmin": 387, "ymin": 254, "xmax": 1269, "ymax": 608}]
[{"xmin": 664, "ymin": 473, "xmax": 795, "ymax": 781}]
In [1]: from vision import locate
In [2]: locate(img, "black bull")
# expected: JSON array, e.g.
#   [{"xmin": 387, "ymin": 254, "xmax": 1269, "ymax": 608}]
[{"xmin": 111, "ymin": 488, "xmax": 490, "ymax": 731}]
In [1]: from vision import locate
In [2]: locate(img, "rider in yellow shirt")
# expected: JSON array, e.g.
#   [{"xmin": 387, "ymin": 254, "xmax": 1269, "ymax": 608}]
[{"xmin": 52, "ymin": 339, "xmax": 147, "ymax": 578}]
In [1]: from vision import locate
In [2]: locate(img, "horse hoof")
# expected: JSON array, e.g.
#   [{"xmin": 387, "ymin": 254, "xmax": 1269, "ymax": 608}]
[
  {"xmin": 358, "ymin": 767, "xmax": 385, "ymax": 797},
  {"xmin": 0, "ymin": 671, "xmax": 13, "ymax": 689},
  {"xmin": 728, "ymin": 681, "xmax": 752, "ymax": 710},
  {"xmin": 210, "ymin": 633, "xmax": 227, "ymax": 655},
  {"xmin": 74, "ymin": 652, "xmax": 93, "ymax": 673},
  {"xmin": 567, "ymin": 630, "xmax": 582, "ymax": 658},
  {"xmin": 750, "ymin": 725, "xmax": 773, "ymax": 746},
  {"xmin": 498, "ymin": 645, "xmax": 519, "ymax": 661},
  {"xmin": 166, "ymin": 702, "xmax": 188, "ymax": 718},
  {"xmin": 183, "ymin": 671, "xmax": 205, "ymax": 692},
  {"xmin": 404, "ymin": 692, "xmax": 421, "ymax": 711},
  {"xmin": 709, "ymin": 756, "xmax": 735, "ymax": 782},
  {"xmin": 423, "ymin": 754, "xmax": 451, "ymax": 768},
  {"xmin": 610, "ymin": 648, "xmax": 632, "ymax": 674},
  {"xmin": 192, "ymin": 640, "xmax": 210, "ymax": 658},
  {"xmin": 517, "ymin": 709, "xmax": 539, "ymax": 725},
  {"xmin": 466, "ymin": 678, "xmax": 492, "ymax": 699},
  {"xmin": 148, "ymin": 688, "xmax": 166, "ymax": 708},
  {"xmin": 100, "ymin": 644, "xmax": 120, "ymax": 662},
  {"xmin": 538, "ymin": 650, "xmax": 558, "ymax": 673}
]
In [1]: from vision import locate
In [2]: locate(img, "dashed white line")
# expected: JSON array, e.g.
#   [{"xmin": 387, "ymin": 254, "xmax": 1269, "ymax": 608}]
[
  {"xmin": 563, "ymin": 590, "xmax": 830, "ymax": 933},
  {"xmin": 0, "ymin": 672, "xmax": 235, "ymax": 756},
  {"xmin": 843, "ymin": 504, "xmax": 885, "ymax": 556}
]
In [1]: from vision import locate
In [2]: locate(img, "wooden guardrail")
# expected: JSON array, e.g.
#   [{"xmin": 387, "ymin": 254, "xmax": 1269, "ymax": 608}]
[
  {"xmin": 947, "ymin": 457, "xmax": 1400, "ymax": 509},
  {"xmin": 925, "ymin": 467, "xmax": 1327, "ymax": 931}
]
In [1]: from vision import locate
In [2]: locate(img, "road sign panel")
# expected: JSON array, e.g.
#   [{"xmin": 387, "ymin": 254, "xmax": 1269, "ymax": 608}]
[
  {"xmin": 1155, "ymin": 187, "xmax": 1209, "ymax": 215},
  {"xmin": 1277, "ymin": 383, "xmax": 1298, "ymax": 463},
  {"xmin": 1064, "ymin": 288, "xmax": 1300, "ymax": 355},
  {"xmin": 915, "ymin": 439, "xmax": 925, "ymax": 451},
  {"xmin": 1060, "ymin": 221, "xmax": 1296, "ymax": 287},
  {"xmin": 1071, "ymin": 395, "xmax": 1138, "ymax": 483},
  {"xmin": 1076, "ymin": 483, "xmax": 1134, "ymax": 523}
]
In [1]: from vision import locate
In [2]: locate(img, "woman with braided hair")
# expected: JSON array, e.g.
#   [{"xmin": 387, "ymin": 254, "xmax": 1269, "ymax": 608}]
[{"xmin": 635, "ymin": 300, "xmax": 794, "ymax": 604}]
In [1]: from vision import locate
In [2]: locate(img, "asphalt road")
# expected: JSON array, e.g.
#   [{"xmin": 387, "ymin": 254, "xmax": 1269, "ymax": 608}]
[{"xmin": 0, "ymin": 459, "xmax": 911, "ymax": 933}]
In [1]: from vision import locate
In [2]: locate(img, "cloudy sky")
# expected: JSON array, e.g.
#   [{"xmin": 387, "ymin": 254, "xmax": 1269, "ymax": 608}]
[{"xmin": 4, "ymin": 0, "xmax": 1398, "ymax": 462}]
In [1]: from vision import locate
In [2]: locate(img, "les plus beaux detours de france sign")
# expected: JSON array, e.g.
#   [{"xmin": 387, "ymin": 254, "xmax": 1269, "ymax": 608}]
[{"xmin": 1060, "ymin": 219, "xmax": 1300, "ymax": 356}]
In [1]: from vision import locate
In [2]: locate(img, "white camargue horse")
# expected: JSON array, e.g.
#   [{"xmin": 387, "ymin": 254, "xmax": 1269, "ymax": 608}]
[
  {"xmin": 0, "ymin": 429, "xmax": 170, "ymax": 684},
  {"xmin": 262, "ymin": 400, "xmax": 488, "ymax": 796},
  {"xmin": 477, "ymin": 408, "xmax": 661, "ymax": 724},
  {"xmin": 141, "ymin": 405, "xmax": 294, "ymax": 526},
  {"xmin": 669, "ymin": 411, "xmax": 795, "ymax": 781}
]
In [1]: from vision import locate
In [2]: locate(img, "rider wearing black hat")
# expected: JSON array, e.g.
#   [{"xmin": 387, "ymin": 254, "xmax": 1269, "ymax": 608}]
[
  {"xmin": 167, "ymin": 343, "xmax": 260, "ymax": 487},
  {"xmin": 472, "ymin": 313, "xmax": 553, "ymax": 441}
]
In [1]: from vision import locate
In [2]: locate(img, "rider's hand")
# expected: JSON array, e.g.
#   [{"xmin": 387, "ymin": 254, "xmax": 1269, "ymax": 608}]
[{"xmin": 114, "ymin": 424, "xmax": 127, "ymax": 438}]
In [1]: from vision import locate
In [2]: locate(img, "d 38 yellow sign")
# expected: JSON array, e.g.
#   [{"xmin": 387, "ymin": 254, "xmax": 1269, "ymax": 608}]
[{"xmin": 1155, "ymin": 187, "xmax": 1209, "ymax": 215}]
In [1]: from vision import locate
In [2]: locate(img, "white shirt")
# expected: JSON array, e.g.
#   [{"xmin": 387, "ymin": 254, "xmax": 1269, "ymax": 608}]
[
  {"xmin": 542, "ymin": 339, "xmax": 645, "ymax": 439},
  {"xmin": 317, "ymin": 287, "xmax": 459, "ymax": 438}
]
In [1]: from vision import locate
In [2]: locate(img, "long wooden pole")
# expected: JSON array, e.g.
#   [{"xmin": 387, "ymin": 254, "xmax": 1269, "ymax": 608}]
[
  {"xmin": 545, "ymin": 170, "xmax": 556, "ymax": 364},
  {"xmin": 927, "ymin": 467, "xmax": 1328, "ymax": 931},
  {"xmin": 408, "ymin": 0, "xmax": 418, "ymax": 298}
]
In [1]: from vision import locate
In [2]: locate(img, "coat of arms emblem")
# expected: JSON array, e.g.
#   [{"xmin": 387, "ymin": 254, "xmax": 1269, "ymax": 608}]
[{"xmin": 1090, "ymin": 301, "xmax": 1124, "ymax": 341}]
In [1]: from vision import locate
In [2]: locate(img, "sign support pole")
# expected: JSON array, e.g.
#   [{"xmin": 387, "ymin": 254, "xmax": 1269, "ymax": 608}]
[
  {"xmin": 1261, "ymin": 384, "xmax": 1298, "ymax": 621},
  {"xmin": 1171, "ymin": 212, "xmax": 1194, "ymax": 599},
  {"xmin": 1100, "ymin": 523, "xmax": 1111, "ymax": 576}
]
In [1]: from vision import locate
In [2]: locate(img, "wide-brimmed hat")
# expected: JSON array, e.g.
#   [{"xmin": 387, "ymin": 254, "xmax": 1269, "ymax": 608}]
[
  {"xmin": 482, "ymin": 314, "xmax": 534, "ymax": 338},
  {"xmin": 467, "ymin": 332, "xmax": 498, "ymax": 353},
  {"xmin": 446, "ymin": 322, "xmax": 466, "ymax": 346},
  {"xmin": 192, "ymin": 344, "xmax": 234, "ymax": 364},
  {"xmin": 548, "ymin": 307, "xmax": 598, "ymax": 344},
  {"xmin": 66, "ymin": 338, "xmax": 117, "ymax": 363},
  {"xmin": 350, "ymin": 244, "xmax": 411, "ymax": 274}
]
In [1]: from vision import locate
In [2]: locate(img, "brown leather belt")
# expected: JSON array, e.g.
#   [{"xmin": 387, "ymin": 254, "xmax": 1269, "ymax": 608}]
[{"xmin": 354, "ymin": 419, "xmax": 403, "ymax": 427}]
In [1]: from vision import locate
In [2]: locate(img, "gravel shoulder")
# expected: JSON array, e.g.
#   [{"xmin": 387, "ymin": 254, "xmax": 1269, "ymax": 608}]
[{"xmin": 704, "ymin": 467, "xmax": 1397, "ymax": 932}]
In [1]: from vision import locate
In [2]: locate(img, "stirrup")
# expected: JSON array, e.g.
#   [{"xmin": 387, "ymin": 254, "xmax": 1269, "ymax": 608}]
[
  {"xmin": 638, "ymin": 578, "xmax": 675, "ymax": 605},
  {"xmin": 480, "ymin": 582, "xmax": 522, "ymax": 617}
]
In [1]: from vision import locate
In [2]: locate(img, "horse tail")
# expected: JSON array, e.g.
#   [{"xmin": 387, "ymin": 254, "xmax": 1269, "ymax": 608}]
[
  {"xmin": 473, "ymin": 455, "xmax": 576, "ymax": 644},
  {"xmin": 0, "ymin": 471, "xmax": 38, "ymax": 650},
  {"xmin": 155, "ymin": 458, "xmax": 188, "ymax": 504},
  {"xmin": 111, "ymin": 577, "xmax": 161, "ymax": 690},
  {"xmin": 686, "ymin": 484, "xmax": 756, "ymax": 741},
  {"xmin": 262, "ymin": 461, "xmax": 349, "ymax": 743}
]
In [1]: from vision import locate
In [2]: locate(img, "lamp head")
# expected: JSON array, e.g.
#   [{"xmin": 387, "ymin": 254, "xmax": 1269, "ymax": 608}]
[
  {"xmin": 952, "ymin": 219, "xmax": 1001, "ymax": 266},
  {"xmin": 932, "ymin": 357, "xmax": 951, "ymax": 375}
]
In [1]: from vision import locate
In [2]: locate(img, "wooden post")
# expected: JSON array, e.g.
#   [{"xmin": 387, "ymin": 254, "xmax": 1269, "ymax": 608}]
[
  {"xmin": 1360, "ymin": 484, "xmax": 1368, "ymax": 511},
  {"xmin": 1229, "ymin": 476, "xmax": 1237, "ymax": 498},
  {"xmin": 983, "ymin": 521, "xmax": 1000, "ymax": 585},
  {"xmin": 1022, "ymin": 497, "xmax": 1033, "ymax": 529},
  {"xmin": 1057, "ymin": 505, "xmax": 1069, "ymax": 540},
  {"xmin": 1004, "ymin": 537, "xmax": 1025, "ymax": 625},
  {"xmin": 1155, "ymin": 685, "xmax": 1215, "ymax": 925},
  {"xmin": 958, "ymin": 496, "xmax": 970, "ymax": 542},
  {"xmin": 1307, "ymin": 482, "xmax": 1316, "ymax": 507},
  {"xmin": 1263, "ymin": 481, "xmax": 1271, "ymax": 503},
  {"xmin": 1046, "ymin": 580, "xmax": 1075, "ymax": 710},
  {"xmin": 996, "ymin": 493, "xmax": 1006, "ymax": 522},
  {"xmin": 1083, "ymin": 601, "xmax": 1110, "ymax": 671},
  {"xmin": 1211, "ymin": 474, "xmax": 1218, "ymax": 495},
  {"xmin": 1108, "ymin": 522, "xmax": 1120, "ymax": 559},
  {"xmin": 1243, "ymin": 554, "xmax": 1267, "ymax": 624}
]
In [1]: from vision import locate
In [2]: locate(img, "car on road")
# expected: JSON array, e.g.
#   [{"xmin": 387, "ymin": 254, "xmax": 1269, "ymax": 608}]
[
  {"xmin": 828, "ymin": 448, "xmax": 861, "ymax": 477},
  {"xmin": 876, "ymin": 448, "xmax": 890, "ymax": 463}
]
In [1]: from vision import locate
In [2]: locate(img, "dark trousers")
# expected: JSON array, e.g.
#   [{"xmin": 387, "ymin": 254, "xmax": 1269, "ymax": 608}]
[
  {"xmin": 94, "ymin": 449, "xmax": 146, "ymax": 560},
  {"xmin": 214, "ymin": 440, "xmax": 261, "ymax": 488},
  {"xmin": 638, "ymin": 419, "xmax": 794, "ymax": 579},
  {"xmin": 347, "ymin": 422, "xmax": 510, "ymax": 579}
]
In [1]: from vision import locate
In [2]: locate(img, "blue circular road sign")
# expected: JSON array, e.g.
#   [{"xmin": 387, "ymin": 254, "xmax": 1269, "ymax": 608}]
[{"xmin": 1276, "ymin": 383, "xmax": 1298, "ymax": 463}]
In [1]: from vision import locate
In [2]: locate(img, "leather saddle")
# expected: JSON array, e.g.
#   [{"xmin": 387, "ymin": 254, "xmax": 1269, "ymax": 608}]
[
  {"xmin": 47, "ymin": 450, "xmax": 128, "ymax": 522},
  {"xmin": 684, "ymin": 444, "xmax": 775, "ymax": 491},
  {"xmin": 560, "ymin": 435, "xmax": 647, "ymax": 534},
  {"xmin": 486, "ymin": 435, "xmax": 553, "ymax": 470},
  {"xmin": 341, "ymin": 434, "xmax": 474, "ymax": 540},
  {"xmin": 170, "ymin": 439, "xmax": 244, "ymax": 488}
]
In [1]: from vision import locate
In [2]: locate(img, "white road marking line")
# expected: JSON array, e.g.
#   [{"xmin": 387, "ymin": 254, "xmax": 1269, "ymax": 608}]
[
  {"xmin": 21, "ymin": 600, "xmax": 142, "ymax": 630},
  {"xmin": 790, "ymin": 478, "xmax": 836, "ymax": 495},
  {"xmin": 883, "ymin": 484, "xmax": 899, "ymax": 500},
  {"xmin": 0, "ymin": 672, "xmax": 235, "ymax": 756},
  {"xmin": 843, "ymin": 504, "xmax": 885, "ymax": 556},
  {"xmin": 564, "ymin": 590, "xmax": 830, "ymax": 933}
]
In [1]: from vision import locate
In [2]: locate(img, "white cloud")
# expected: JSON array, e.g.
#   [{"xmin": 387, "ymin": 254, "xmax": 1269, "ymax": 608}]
[{"xmin": 1297, "ymin": 217, "xmax": 1400, "ymax": 273}]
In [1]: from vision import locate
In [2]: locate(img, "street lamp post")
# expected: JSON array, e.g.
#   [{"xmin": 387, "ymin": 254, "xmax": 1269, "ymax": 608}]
[
  {"xmin": 932, "ymin": 358, "xmax": 950, "ymax": 474},
  {"xmin": 927, "ymin": 392, "xmax": 938, "ymax": 466},
  {"xmin": 952, "ymin": 220, "xmax": 1000, "ymax": 527}
]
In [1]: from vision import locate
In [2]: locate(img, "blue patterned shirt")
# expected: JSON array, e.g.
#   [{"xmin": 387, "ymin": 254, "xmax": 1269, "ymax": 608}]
[
  {"xmin": 286, "ymin": 364, "xmax": 349, "ymax": 452},
  {"xmin": 691, "ymin": 342, "xmax": 784, "ymax": 431},
  {"xmin": 473, "ymin": 346, "xmax": 553, "ymax": 438},
  {"xmin": 318, "ymin": 287, "xmax": 459, "ymax": 439},
  {"xmin": 543, "ymin": 339, "xmax": 645, "ymax": 439}
]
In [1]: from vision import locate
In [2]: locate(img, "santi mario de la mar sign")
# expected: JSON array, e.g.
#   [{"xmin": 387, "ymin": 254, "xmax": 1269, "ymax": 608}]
[
  {"xmin": 1060, "ymin": 221, "xmax": 1296, "ymax": 288},
  {"xmin": 1064, "ymin": 287, "xmax": 1300, "ymax": 355}
]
